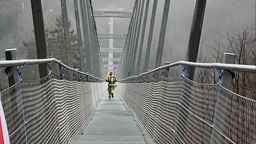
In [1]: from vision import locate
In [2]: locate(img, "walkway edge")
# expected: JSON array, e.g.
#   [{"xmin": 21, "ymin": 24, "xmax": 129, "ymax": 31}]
[
  {"xmin": 70, "ymin": 90, "xmax": 106, "ymax": 144},
  {"xmin": 116, "ymin": 91, "xmax": 154, "ymax": 144}
]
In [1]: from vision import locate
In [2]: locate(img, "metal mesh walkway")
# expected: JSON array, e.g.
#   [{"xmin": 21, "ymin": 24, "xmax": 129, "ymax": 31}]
[{"xmin": 71, "ymin": 90, "xmax": 150, "ymax": 144}]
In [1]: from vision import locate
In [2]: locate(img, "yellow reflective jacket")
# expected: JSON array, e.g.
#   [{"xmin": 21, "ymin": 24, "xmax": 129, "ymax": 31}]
[{"xmin": 105, "ymin": 75, "xmax": 117, "ymax": 86}]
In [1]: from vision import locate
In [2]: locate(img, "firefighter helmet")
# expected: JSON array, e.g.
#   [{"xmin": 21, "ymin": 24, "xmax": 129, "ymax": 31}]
[{"xmin": 109, "ymin": 71, "xmax": 113, "ymax": 75}]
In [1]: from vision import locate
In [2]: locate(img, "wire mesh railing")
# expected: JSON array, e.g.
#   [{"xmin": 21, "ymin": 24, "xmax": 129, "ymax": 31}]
[
  {"xmin": 0, "ymin": 57, "xmax": 107, "ymax": 144},
  {"xmin": 117, "ymin": 75, "xmax": 256, "ymax": 144},
  {"xmin": 1, "ymin": 73, "xmax": 106, "ymax": 143}
]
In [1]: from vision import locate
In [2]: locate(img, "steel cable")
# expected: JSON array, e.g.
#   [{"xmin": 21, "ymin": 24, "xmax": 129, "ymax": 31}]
[{"xmin": 117, "ymin": 75, "xmax": 255, "ymax": 144}]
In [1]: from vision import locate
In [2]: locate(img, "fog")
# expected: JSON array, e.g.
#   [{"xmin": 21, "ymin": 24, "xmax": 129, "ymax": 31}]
[
  {"xmin": 0, "ymin": 0, "xmax": 255, "ymax": 89},
  {"xmin": 92, "ymin": 0, "xmax": 255, "ymax": 74}
]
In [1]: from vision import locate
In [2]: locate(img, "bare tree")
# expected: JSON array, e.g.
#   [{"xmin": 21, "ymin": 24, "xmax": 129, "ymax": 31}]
[
  {"xmin": 196, "ymin": 24, "xmax": 256, "ymax": 100},
  {"xmin": 225, "ymin": 25, "xmax": 256, "ymax": 99},
  {"xmin": 209, "ymin": 38, "xmax": 226, "ymax": 84},
  {"xmin": 195, "ymin": 48, "xmax": 212, "ymax": 84},
  {"xmin": 195, "ymin": 38, "xmax": 226, "ymax": 84}
]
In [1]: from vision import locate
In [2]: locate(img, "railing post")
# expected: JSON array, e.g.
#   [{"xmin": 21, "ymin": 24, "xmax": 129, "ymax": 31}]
[
  {"xmin": 210, "ymin": 53, "xmax": 236, "ymax": 144},
  {"xmin": 136, "ymin": 0, "xmax": 150, "ymax": 75},
  {"xmin": 56, "ymin": 64, "xmax": 63, "ymax": 77},
  {"xmin": 163, "ymin": 61, "xmax": 170, "ymax": 78},
  {"xmin": 73, "ymin": 0, "xmax": 86, "ymax": 73},
  {"xmin": 127, "ymin": 0, "xmax": 140, "ymax": 76},
  {"xmin": 123, "ymin": 25, "xmax": 131, "ymax": 78},
  {"xmin": 73, "ymin": 71, "xmax": 78, "ymax": 81},
  {"xmin": 60, "ymin": 0, "xmax": 73, "ymax": 79},
  {"xmin": 77, "ymin": 72, "xmax": 81, "ymax": 81},
  {"xmin": 146, "ymin": 69, "xmax": 151, "ymax": 82},
  {"xmin": 85, "ymin": 75, "xmax": 89, "ymax": 82},
  {"xmin": 184, "ymin": 0, "xmax": 207, "ymax": 80},
  {"xmin": 155, "ymin": 0, "xmax": 171, "ymax": 69},
  {"xmin": 131, "ymin": 0, "xmax": 145, "ymax": 75},
  {"xmin": 85, "ymin": 0, "xmax": 97, "ymax": 76},
  {"xmin": 5, "ymin": 49, "xmax": 20, "ymax": 87},
  {"xmin": 80, "ymin": 0, "xmax": 91, "ymax": 73},
  {"xmin": 152, "ymin": 72, "xmax": 156, "ymax": 81},
  {"xmin": 5, "ymin": 49, "xmax": 25, "ymax": 143},
  {"xmin": 31, "ymin": 0, "xmax": 49, "ymax": 78},
  {"xmin": 155, "ymin": 70, "xmax": 160, "ymax": 82},
  {"xmin": 143, "ymin": 0, "xmax": 158, "ymax": 72}
]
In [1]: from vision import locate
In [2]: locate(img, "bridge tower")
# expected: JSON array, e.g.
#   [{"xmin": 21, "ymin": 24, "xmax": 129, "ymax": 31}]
[{"xmin": 108, "ymin": 4, "xmax": 115, "ymax": 74}]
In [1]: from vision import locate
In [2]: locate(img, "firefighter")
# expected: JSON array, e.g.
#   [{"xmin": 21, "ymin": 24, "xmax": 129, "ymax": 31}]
[{"xmin": 105, "ymin": 71, "xmax": 117, "ymax": 99}]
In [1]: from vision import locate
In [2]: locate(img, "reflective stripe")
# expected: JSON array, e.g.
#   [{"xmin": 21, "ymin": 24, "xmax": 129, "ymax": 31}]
[
  {"xmin": 106, "ymin": 75, "xmax": 117, "ymax": 83},
  {"xmin": 108, "ymin": 84, "xmax": 115, "ymax": 86},
  {"xmin": 106, "ymin": 76, "xmax": 111, "ymax": 81}
]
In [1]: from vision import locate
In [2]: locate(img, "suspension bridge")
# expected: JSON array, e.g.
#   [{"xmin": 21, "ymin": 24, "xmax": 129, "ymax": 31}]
[{"xmin": 0, "ymin": 0, "xmax": 255, "ymax": 144}]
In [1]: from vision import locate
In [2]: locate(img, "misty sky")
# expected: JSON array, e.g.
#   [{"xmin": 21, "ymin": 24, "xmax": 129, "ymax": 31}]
[
  {"xmin": 0, "ymin": 0, "xmax": 255, "ymax": 71},
  {"xmin": 92, "ymin": 0, "xmax": 255, "ymax": 73}
]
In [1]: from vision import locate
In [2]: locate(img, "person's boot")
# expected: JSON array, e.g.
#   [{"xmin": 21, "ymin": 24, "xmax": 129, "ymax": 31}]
[
  {"xmin": 109, "ymin": 95, "xmax": 111, "ymax": 99},
  {"xmin": 112, "ymin": 93, "xmax": 114, "ymax": 98}
]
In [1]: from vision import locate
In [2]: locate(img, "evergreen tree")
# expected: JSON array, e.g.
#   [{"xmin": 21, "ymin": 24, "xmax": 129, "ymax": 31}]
[
  {"xmin": 22, "ymin": 36, "xmax": 39, "ymax": 80},
  {"xmin": 22, "ymin": 15, "xmax": 80, "ymax": 80},
  {"xmin": 48, "ymin": 15, "xmax": 79, "ymax": 68},
  {"xmin": 23, "ymin": 28, "xmax": 50, "ymax": 59}
]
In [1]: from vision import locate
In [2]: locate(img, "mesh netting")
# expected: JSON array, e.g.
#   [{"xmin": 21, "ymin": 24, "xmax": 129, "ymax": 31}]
[
  {"xmin": 1, "ymin": 73, "xmax": 106, "ymax": 144},
  {"xmin": 117, "ymin": 75, "xmax": 256, "ymax": 144}
]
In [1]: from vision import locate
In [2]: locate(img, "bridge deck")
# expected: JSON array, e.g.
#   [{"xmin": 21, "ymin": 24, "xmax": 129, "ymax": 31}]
[{"xmin": 71, "ymin": 90, "xmax": 148, "ymax": 144}]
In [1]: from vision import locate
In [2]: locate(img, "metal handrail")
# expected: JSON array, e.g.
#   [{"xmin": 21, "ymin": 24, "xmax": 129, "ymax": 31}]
[
  {"xmin": 123, "ymin": 60, "xmax": 256, "ymax": 80},
  {"xmin": 2, "ymin": 59, "xmax": 255, "ymax": 81},
  {"xmin": 0, "ymin": 58, "xmax": 101, "ymax": 80}
]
